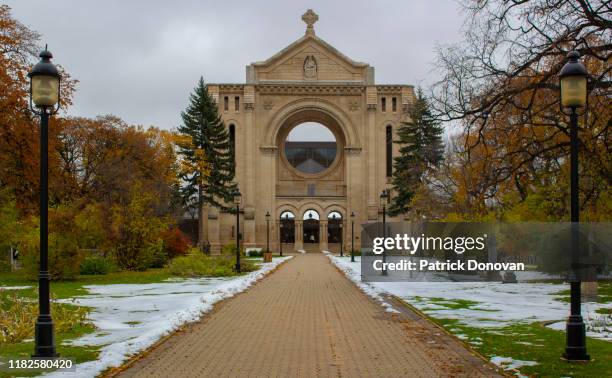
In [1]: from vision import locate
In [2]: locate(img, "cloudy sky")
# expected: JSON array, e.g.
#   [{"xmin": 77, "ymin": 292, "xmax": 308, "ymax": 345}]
[{"xmin": 6, "ymin": 0, "xmax": 466, "ymax": 130}]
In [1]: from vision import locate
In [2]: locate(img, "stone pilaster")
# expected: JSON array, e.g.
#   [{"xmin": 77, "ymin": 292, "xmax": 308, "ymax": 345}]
[
  {"xmin": 319, "ymin": 220, "xmax": 328, "ymax": 252},
  {"xmin": 366, "ymin": 86, "xmax": 378, "ymax": 219},
  {"xmin": 294, "ymin": 220, "xmax": 303, "ymax": 251},
  {"xmin": 207, "ymin": 207, "xmax": 220, "ymax": 255}
]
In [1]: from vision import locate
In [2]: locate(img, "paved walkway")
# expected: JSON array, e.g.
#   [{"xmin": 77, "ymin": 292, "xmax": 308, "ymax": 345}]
[{"xmin": 117, "ymin": 254, "xmax": 500, "ymax": 377}]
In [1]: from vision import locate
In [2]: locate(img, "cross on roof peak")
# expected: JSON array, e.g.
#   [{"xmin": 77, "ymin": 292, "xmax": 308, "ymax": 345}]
[{"xmin": 302, "ymin": 9, "xmax": 318, "ymax": 36}]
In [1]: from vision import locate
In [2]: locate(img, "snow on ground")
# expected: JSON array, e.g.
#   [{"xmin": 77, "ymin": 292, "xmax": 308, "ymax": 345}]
[
  {"xmin": 490, "ymin": 356, "xmax": 538, "ymax": 373},
  {"xmin": 0, "ymin": 285, "xmax": 32, "ymax": 290},
  {"xmin": 44, "ymin": 256, "xmax": 292, "ymax": 378},
  {"xmin": 329, "ymin": 255, "xmax": 611, "ymax": 340}
]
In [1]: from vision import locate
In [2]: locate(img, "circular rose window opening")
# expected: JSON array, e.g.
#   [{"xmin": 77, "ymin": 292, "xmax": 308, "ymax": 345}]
[{"xmin": 285, "ymin": 122, "xmax": 337, "ymax": 174}]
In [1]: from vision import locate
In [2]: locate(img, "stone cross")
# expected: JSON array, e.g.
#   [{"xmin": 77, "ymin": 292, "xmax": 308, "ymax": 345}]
[{"xmin": 302, "ymin": 9, "xmax": 318, "ymax": 36}]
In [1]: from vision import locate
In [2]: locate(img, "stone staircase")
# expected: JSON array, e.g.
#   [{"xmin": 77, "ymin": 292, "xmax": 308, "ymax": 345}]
[{"xmin": 302, "ymin": 243, "xmax": 320, "ymax": 253}]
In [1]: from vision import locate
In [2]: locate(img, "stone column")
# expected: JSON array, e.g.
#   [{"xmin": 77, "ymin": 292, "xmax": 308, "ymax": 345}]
[
  {"xmin": 294, "ymin": 220, "xmax": 303, "ymax": 251},
  {"xmin": 207, "ymin": 207, "xmax": 221, "ymax": 255},
  {"xmin": 243, "ymin": 207, "xmax": 256, "ymax": 249},
  {"xmin": 243, "ymin": 87, "xmax": 256, "ymax": 247},
  {"xmin": 320, "ymin": 220, "xmax": 328, "ymax": 252},
  {"xmin": 366, "ymin": 86, "xmax": 379, "ymax": 220}
]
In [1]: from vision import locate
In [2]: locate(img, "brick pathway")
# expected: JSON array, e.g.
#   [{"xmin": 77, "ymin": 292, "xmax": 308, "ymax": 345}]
[{"xmin": 117, "ymin": 254, "xmax": 500, "ymax": 377}]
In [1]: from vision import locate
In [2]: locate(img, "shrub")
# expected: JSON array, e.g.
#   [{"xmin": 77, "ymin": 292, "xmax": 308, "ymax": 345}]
[
  {"xmin": 168, "ymin": 253, "xmax": 257, "ymax": 277},
  {"xmin": 21, "ymin": 228, "xmax": 82, "ymax": 280},
  {"xmin": 74, "ymin": 203, "xmax": 107, "ymax": 250},
  {"xmin": 79, "ymin": 255, "xmax": 117, "ymax": 275},
  {"xmin": 0, "ymin": 292, "xmax": 90, "ymax": 344},
  {"xmin": 111, "ymin": 186, "xmax": 170, "ymax": 271},
  {"xmin": 147, "ymin": 239, "xmax": 168, "ymax": 269},
  {"xmin": 247, "ymin": 249, "xmax": 264, "ymax": 257},
  {"xmin": 221, "ymin": 243, "xmax": 246, "ymax": 257},
  {"xmin": 162, "ymin": 228, "xmax": 191, "ymax": 258}
]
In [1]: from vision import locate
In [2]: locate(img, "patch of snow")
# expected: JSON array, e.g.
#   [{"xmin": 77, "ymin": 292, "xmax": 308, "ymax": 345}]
[
  {"xmin": 329, "ymin": 255, "xmax": 612, "ymax": 341},
  {"xmin": 45, "ymin": 256, "xmax": 292, "ymax": 378},
  {"xmin": 490, "ymin": 356, "xmax": 538, "ymax": 371},
  {"xmin": 0, "ymin": 285, "xmax": 32, "ymax": 290}
]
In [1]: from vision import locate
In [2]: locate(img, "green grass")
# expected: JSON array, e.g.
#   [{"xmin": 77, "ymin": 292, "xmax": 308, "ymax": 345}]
[
  {"xmin": 554, "ymin": 282, "xmax": 612, "ymax": 304},
  {"xmin": 0, "ymin": 294, "xmax": 100, "ymax": 378},
  {"xmin": 412, "ymin": 296, "xmax": 499, "ymax": 312},
  {"xmin": 430, "ymin": 318, "xmax": 612, "ymax": 377},
  {"xmin": 400, "ymin": 293, "xmax": 612, "ymax": 377},
  {"xmin": 0, "ymin": 268, "xmax": 173, "ymax": 299},
  {"xmin": 0, "ymin": 323, "xmax": 100, "ymax": 378}
]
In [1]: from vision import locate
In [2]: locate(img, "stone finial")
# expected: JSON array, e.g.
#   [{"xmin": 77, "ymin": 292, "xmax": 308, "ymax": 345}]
[{"xmin": 302, "ymin": 9, "xmax": 318, "ymax": 36}]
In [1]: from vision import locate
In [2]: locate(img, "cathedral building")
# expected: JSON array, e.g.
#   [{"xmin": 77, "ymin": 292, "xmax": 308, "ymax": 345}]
[{"xmin": 204, "ymin": 10, "xmax": 414, "ymax": 253}]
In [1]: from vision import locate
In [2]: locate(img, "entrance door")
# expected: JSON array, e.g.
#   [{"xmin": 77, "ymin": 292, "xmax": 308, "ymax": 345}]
[
  {"xmin": 303, "ymin": 209, "xmax": 320, "ymax": 249},
  {"xmin": 327, "ymin": 211, "xmax": 343, "ymax": 253}
]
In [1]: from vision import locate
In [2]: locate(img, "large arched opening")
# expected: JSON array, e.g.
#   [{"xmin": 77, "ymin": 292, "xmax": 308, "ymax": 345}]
[
  {"xmin": 303, "ymin": 209, "xmax": 320, "ymax": 245},
  {"xmin": 279, "ymin": 211, "xmax": 295, "ymax": 244}
]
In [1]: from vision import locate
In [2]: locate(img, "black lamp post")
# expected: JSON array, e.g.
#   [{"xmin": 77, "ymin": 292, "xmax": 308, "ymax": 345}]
[
  {"xmin": 350, "ymin": 211, "xmax": 356, "ymax": 262},
  {"xmin": 380, "ymin": 190, "xmax": 389, "ymax": 276},
  {"xmin": 265, "ymin": 211, "xmax": 271, "ymax": 253},
  {"xmin": 233, "ymin": 188, "xmax": 242, "ymax": 273},
  {"xmin": 29, "ymin": 46, "xmax": 61, "ymax": 358},
  {"xmin": 559, "ymin": 51, "xmax": 589, "ymax": 361}
]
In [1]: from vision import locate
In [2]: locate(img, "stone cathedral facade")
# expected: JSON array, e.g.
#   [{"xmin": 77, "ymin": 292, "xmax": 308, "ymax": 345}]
[{"xmin": 203, "ymin": 10, "xmax": 414, "ymax": 253}]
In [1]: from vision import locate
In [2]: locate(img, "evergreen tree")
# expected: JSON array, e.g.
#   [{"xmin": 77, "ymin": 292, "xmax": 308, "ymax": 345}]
[
  {"xmin": 389, "ymin": 89, "xmax": 444, "ymax": 216},
  {"xmin": 176, "ymin": 78, "xmax": 236, "ymax": 241}
]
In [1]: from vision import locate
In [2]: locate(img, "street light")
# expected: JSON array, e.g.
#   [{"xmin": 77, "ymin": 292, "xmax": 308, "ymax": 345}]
[
  {"xmin": 559, "ymin": 50, "xmax": 589, "ymax": 362},
  {"xmin": 29, "ymin": 46, "xmax": 61, "ymax": 358},
  {"xmin": 380, "ymin": 190, "xmax": 389, "ymax": 276},
  {"xmin": 265, "ymin": 211, "xmax": 271, "ymax": 253},
  {"xmin": 233, "ymin": 187, "xmax": 242, "ymax": 273},
  {"xmin": 350, "ymin": 211, "xmax": 356, "ymax": 262}
]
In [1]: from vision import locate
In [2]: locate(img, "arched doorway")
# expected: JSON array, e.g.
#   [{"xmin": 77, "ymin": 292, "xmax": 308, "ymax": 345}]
[
  {"xmin": 327, "ymin": 211, "xmax": 343, "ymax": 253},
  {"xmin": 279, "ymin": 211, "xmax": 295, "ymax": 244},
  {"xmin": 303, "ymin": 209, "xmax": 320, "ymax": 246}
]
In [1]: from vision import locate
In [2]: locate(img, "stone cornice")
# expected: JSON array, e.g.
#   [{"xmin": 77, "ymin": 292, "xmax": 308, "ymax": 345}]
[
  {"xmin": 376, "ymin": 85, "xmax": 412, "ymax": 94},
  {"xmin": 257, "ymin": 84, "xmax": 364, "ymax": 96}
]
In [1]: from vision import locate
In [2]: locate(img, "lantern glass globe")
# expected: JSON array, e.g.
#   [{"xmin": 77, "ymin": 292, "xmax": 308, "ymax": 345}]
[
  {"xmin": 32, "ymin": 75, "xmax": 59, "ymax": 107},
  {"xmin": 560, "ymin": 75, "xmax": 587, "ymax": 108}
]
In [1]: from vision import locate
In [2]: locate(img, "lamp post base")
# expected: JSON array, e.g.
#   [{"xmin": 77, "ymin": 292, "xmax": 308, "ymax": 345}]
[
  {"xmin": 563, "ymin": 314, "xmax": 590, "ymax": 361},
  {"xmin": 33, "ymin": 315, "xmax": 58, "ymax": 358}
]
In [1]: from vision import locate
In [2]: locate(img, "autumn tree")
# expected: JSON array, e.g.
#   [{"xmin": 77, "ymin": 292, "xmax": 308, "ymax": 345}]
[
  {"xmin": 0, "ymin": 5, "xmax": 76, "ymax": 215},
  {"xmin": 176, "ymin": 77, "xmax": 236, "ymax": 244},
  {"xmin": 429, "ymin": 0, "xmax": 611, "ymax": 221},
  {"xmin": 389, "ymin": 89, "xmax": 444, "ymax": 217}
]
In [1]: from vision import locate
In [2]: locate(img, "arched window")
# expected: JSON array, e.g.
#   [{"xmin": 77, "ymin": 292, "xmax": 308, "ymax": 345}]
[
  {"xmin": 328, "ymin": 211, "xmax": 342, "ymax": 220},
  {"xmin": 229, "ymin": 124, "xmax": 235, "ymax": 164},
  {"xmin": 303, "ymin": 209, "xmax": 320, "ymax": 220},
  {"xmin": 386, "ymin": 125, "xmax": 393, "ymax": 177},
  {"xmin": 280, "ymin": 210, "xmax": 295, "ymax": 220}
]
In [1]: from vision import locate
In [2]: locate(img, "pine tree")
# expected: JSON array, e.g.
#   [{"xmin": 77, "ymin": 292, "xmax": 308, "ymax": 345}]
[
  {"xmin": 389, "ymin": 89, "xmax": 444, "ymax": 216},
  {"xmin": 176, "ymin": 78, "xmax": 236, "ymax": 242}
]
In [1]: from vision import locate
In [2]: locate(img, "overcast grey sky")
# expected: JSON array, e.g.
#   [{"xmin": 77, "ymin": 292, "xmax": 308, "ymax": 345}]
[{"xmin": 5, "ymin": 0, "xmax": 465, "ymax": 130}]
